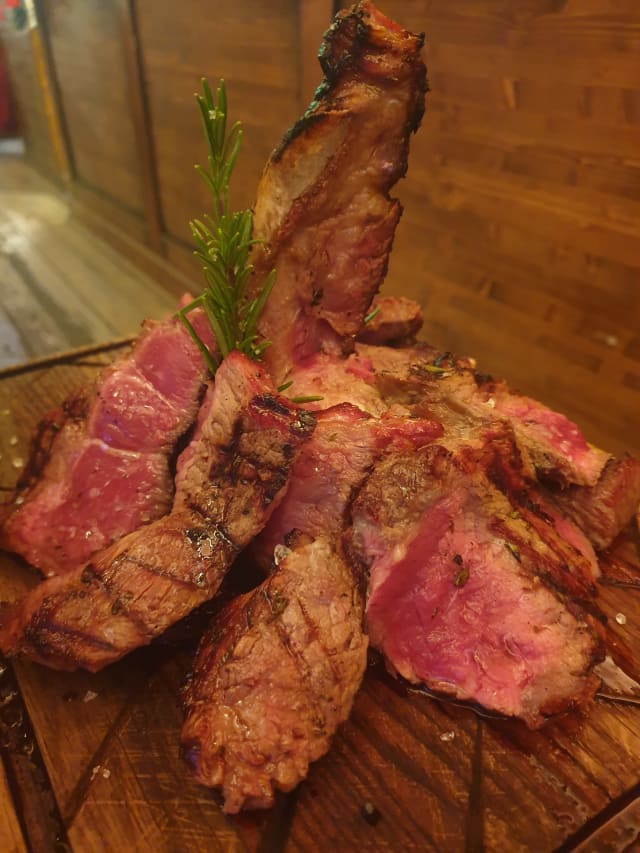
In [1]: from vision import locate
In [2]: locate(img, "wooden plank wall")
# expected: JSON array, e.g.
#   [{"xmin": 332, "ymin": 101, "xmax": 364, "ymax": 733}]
[
  {"xmin": 1, "ymin": 0, "xmax": 638, "ymax": 455},
  {"xmin": 0, "ymin": 21, "xmax": 64, "ymax": 182},
  {"xmin": 135, "ymin": 0, "xmax": 304, "ymax": 278},
  {"xmin": 42, "ymin": 1, "xmax": 145, "ymax": 218}
]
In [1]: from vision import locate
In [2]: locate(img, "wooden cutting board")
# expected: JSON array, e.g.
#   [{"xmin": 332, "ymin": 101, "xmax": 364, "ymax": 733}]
[{"xmin": 1, "ymin": 342, "xmax": 640, "ymax": 853}]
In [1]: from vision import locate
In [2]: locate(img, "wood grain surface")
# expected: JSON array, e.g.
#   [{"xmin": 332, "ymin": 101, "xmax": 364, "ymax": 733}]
[
  {"xmin": 1, "ymin": 344, "xmax": 640, "ymax": 852},
  {"xmin": 40, "ymin": 0, "xmax": 145, "ymax": 215}
]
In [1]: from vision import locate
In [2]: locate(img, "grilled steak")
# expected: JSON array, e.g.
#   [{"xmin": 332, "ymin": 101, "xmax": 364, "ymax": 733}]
[
  {"xmin": 285, "ymin": 351, "xmax": 388, "ymax": 415},
  {"xmin": 361, "ymin": 343, "xmax": 640, "ymax": 546},
  {"xmin": 181, "ymin": 405, "xmax": 440, "ymax": 810},
  {"xmin": 346, "ymin": 427, "xmax": 604, "ymax": 728},
  {"xmin": 359, "ymin": 343, "xmax": 611, "ymax": 488},
  {"xmin": 0, "ymin": 354, "xmax": 315, "ymax": 671},
  {"xmin": 1, "ymin": 309, "xmax": 211, "ymax": 576},
  {"xmin": 476, "ymin": 376, "xmax": 611, "ymax": 489},
  {"xmin": 1, "ymin": 1, "xmax": 635, "ymax": 815},
  {"xmin": 180, "ymin": 407, "xmax": 376, "ymax": 811},
  {"xmin": 181, "ymin": 539, "xmax": 367, "ymax": 813},
  {"xmin": 546, "ymin": 455, "xmax": 640, "ymax": 551},
  {"xmin": 251, "ymin": 0, "xmax": 427, "ymax": 383},
  {"xmin": 356, "ymin": 295, "xmax": 424, "ymax": 346}
]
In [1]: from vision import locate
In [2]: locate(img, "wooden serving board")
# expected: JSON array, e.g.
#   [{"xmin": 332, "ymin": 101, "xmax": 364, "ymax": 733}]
[{"xmin": 1, "ymin": 343, "xmax": 640, "ymax": 852}]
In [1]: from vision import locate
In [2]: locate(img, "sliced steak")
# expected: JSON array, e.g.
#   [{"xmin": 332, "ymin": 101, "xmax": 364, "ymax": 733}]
[
  {"xmin": 0, "ymin": 353, "xmax": 315, "ymax": 671},
  {"xmin": 356, "ymin": 296, "xmax": 423, "ymax": 346},
  {"xmin": 180, "ymin": 407, "xmax": 376, "ymax": 811},
  {"xmin": 1, "ymin": 309, "xmax": 211, "ymax": 575},
  {"xmin": 285, "ymin": 342, "xmax": 629, "ymax": 560},
  {"xmin": 547, "ymin": 455, "xmax": 640, "ymax": 551},
  {"xmin": 251, "ymin": 0, "xmax": 427, "ymax": 383},
  {"xmin": 361, "ymin": 343, "xmax": 640, "ymax": 547},
  {"xmin": 181, "ymin": 539, "xmax": 367, "ymax": 813},
  {"xmin": 346, "ymin": 430, "xmax": 604, "ymax": 728},
  {"xmin": 477, "ymin": 377, "xmax": 610, "ymax": 489},
  {"xmin": 251, "ymin": 407, "xmax": 374, "ymax": 563},
  {"xmin": 181, "ymin": 405, "xmax": 440, "ymax": 811},
  {"xmin": 359, "ymin": 343, "xmax": 611, "ymax": 488}
]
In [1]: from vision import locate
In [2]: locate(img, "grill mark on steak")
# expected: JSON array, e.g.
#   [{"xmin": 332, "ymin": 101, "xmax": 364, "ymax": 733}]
[
  {"xmin": 180, "ymin": 407, "xmax": 383, "ymax": 810},
  {"xmin": 0, "ymin": 354, "xmax": 315, "ymax": 671},
  {"xmin": 180, "ymin": 402, "xmax": 440, "ymax": 811},
  {"xmin": 272, "ymin": 602, "xmax": 330, "ymax": 726},
  {"xmin": 181, "ymin": 541, "xmax": 369, "ymax": 813},
  {"xmin": 250, "ymin": 0, "xmax": 427, "ymax": 383}
]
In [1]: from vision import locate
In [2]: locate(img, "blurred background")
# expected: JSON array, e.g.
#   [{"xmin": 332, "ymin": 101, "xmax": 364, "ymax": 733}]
[{"xmin": 0, "ymin": 0, "xmax": 638, "ymax": 455}]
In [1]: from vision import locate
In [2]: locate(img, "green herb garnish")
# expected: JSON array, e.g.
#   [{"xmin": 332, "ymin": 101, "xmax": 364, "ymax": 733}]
[
  {"xmin": 289, "ymin": 395, "xmax": 324, "ymax": 404},
  {"xmin": 177, "ymin": 79, "xmax": 275, "ymax": 374},
  {"xmin": 363, "ymin": 305, "xmax": 380, "ymax": 325}
]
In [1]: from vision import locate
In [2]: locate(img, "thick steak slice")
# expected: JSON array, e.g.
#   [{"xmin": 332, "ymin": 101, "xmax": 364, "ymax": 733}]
[
  {"xmin": 356, "ymin": 296, "xmax": 423, "ymax": 346},
  {"xmin": 476, "ymin": 377, "xmax": 610, "ymax": 489},
  {"xmin": 181, "ymin": 405, "xmax": 440, "ymax": 810},
  {"xmin": 0, "ymin": 354, "xmax": 315, "ymax": 671},
  {"xmin": 251, "ymin": 0, "xmax": 427, "ymax": 383},
  {"xmin": 547, "ymin": 455, "xmax": 640, "ymax": 551},
  {"xmin": 359, "ymin": 343, "xmax": 611, "ymax": 488},
  {"xmin": 346, "ymin": 435, "xmax": 604, "ymax": 728},
  {"xmin": 181, "ymin": 539, "xmax": 367, "ymax": 813},
  {"xmin": 1, "ymin": 309, "xmax": 210, "ymax": 575}
]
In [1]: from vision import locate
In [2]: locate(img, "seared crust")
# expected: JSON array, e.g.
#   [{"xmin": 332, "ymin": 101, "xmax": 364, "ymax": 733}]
[
  {"xmin": 356, "ymin": 295, "xmax": 424, "ymax": 346},
  {"xmin": 180, "ymin": 407, "xmax": 378, "ymax": 811},
  {"xmin": 181, "ymin": 541, "xmax": 367, "ymax": 813},
  {"xmin": 0, "ymin": 355, "xmax": 315, "ymax": 671},
  {"xmin": 549, "ymin": 455, "xmax": 640, "ymax": 550},
  {"xmin": 252, "ymin": 1, "xmax": 427, "ymax": 382}
]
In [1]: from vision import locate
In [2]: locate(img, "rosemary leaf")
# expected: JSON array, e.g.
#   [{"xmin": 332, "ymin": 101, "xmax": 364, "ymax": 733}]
[
  {"xmin": 177, "ymin": 78, "xmax": 274, "ymax": 373},
  {"xmin": 363, "ymin": 305, "xmax": 380, "ymax": 325},
  {"xmin": 290, "ymin": 395, "xmax": 324, "ymax": 404}
]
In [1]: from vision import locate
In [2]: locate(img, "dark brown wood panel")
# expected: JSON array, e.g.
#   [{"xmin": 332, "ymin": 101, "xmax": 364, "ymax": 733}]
[
  {"xmin": 40, "ymin": 0, "xmax": 144, "ymax": 214},
  {"xmin": 136, "ymin": 0, "xmax": 303, "ymax": 247},
  {"xmin": 339, "ymin": 0, "xmax": 640, "ymax": 457},
  {"xmin": 0, "ymin": 26, "xmax": 60, "ymax": 182}
]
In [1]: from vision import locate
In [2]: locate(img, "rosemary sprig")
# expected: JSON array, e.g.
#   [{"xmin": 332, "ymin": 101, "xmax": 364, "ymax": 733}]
[{"xmin": 177, "ymin": 78, "xmax": 275, "ymax": 374}]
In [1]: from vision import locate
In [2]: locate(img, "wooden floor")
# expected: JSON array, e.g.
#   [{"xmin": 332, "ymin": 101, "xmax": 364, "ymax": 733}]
[{"xmin": 0, "ymin": 157, "xmax": 176, "ymax": 370}]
